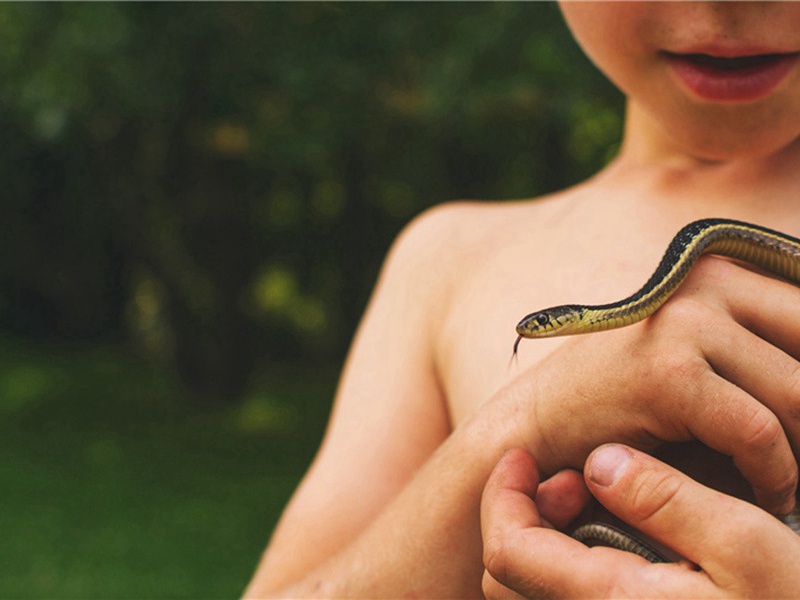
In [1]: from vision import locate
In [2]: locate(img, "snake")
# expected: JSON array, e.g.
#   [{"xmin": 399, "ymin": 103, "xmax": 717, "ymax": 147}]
[{"xmin": 513, "ymin": 217, "xmax": 800, "ymax": 562}]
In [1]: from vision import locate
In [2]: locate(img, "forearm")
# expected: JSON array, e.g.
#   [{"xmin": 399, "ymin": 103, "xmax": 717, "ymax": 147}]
[{"xmin": 244, "ymin": 413, "xmax": 519, "ymax": 599}]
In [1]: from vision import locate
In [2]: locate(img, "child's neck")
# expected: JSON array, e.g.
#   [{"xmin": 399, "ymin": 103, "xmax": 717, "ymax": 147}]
[{"xmin": 601, "ymin": 102, "xmax": 800, "ymax": 227}]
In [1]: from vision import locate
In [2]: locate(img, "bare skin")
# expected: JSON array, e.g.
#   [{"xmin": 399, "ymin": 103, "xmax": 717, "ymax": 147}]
[{"xmin": 245, "ymin": 3, "xmax": 800, "ymax": 598}]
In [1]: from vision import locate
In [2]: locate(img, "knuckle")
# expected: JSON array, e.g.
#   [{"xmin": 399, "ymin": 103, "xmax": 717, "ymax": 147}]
[
  {"xmin": 649, "ymin": 295, "xmax": 720, "ymax": 345},
  {"xmin": 736, "ymin": 406, "xmax": 798, "ymax": 498},
  {"xmin": 481, "ymin": 569, "xmax": 503, "ymax": 600},
  {"xmin": 482, "ymin": 533, "xmax": 510, "ymax": 583},
  {"xmin": 759, "ymin": 464, "xmax": 799, "ymax": 505},
  {"xmin": 784, "ymin": 363, "xmax": 800, "ymax": 422},
  {"xmin": 739, "ymin": 405, "xmax": 783, "ymax": 455},
  {"xmin": 652, "ymin": 295, "xmax": 707, "ymax": 327},
  {"xmin": 483, "ymin": 534, "xmax": 551, "ymax": 598},
  {"xmin": 770, "ymin": 471, "xmax": 799, "ymax": 507},
  {"xmin": 648, "ymin": 256, "xmax": 739, "ymax": 336},
  {"xmin": 635, "ymin": 349, "xmax": 709, "ymax": 422},
  {"xmin": 648, "ymin": 350, "xmax": 707, "ymax": 391},
  {"xmin": 687, "ymin": 254, "xmax": 737, "ymax": 283},
  {"xmin": 627, "ymin": 470, "xmax": 684, "ymax": 525}
]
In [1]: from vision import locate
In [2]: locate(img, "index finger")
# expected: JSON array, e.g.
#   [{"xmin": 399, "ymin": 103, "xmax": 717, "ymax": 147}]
[{"xmin": 481, "ymin": 449, "xmax": 543, "ymax": 542}]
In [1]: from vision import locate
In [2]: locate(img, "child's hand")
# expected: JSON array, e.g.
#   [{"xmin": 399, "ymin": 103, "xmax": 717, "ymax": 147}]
[
  {"xmin": 491, "ymin": 255, "xmax": 800, "ymax": 516},
  {"xmin": 481, "ymin": 446, "xmax": 800, "ymax": 599}
]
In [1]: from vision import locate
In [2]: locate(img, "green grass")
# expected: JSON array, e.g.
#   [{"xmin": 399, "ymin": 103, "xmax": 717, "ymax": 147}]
[{"xmin": 0, "ymin": 337, "xmax": 337, "ymax": 598}]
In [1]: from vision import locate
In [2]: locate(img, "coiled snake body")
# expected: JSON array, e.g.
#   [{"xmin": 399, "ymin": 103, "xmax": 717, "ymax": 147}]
[{"xmin": 514, "ymin": 218, "xmax": 800, "ymax": 563}]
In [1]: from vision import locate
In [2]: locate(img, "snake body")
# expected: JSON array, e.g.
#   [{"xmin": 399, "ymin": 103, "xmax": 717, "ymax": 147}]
[
  {"xmin": 571, "ymin": 523, "xmax": 669, "ymax": 563},
  {"xmin": 514, "ymin": 218, "xmax": 800, "ymax": 561},
  {"xmin": 515, "ymin": 218, "xmax": 800, "ymax": 343}
]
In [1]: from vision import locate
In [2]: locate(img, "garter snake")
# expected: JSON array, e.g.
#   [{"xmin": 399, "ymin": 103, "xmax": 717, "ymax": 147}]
[{"xmin": 513, "ymin": 218, "xmax": 800, "ymax": 562}]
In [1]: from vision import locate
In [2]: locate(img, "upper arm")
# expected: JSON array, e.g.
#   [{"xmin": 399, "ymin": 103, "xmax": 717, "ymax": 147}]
[{"xmin": 251, "ymin": 205, "xmax": 462, "ymax": 590}]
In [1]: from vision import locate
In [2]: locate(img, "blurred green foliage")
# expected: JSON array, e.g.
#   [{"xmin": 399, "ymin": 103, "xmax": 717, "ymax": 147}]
[
  {"xmin": 0, "ymin": 4, "xmax": 626, "ymax": 597},
  {"xmin": 0, "ymin": 335, "xmax": 336, "ymax": 597},
  {"xmin": 0, "ymin": 3, "xmax": 621, "ymax": 402}
]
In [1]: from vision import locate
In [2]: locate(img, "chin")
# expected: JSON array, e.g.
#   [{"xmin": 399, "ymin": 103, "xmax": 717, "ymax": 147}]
[{"xmin": 643, "ymin": 96, "xmax": 800, "ymax": 162}]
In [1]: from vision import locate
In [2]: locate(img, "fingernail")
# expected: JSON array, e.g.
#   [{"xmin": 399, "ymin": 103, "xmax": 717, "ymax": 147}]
[{"xmin": 589, "ymin": 445, "xmax": 633, "ymax": 487}]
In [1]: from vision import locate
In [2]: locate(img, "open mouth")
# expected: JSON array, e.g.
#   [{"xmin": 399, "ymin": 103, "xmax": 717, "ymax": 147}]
[
  {"xmin": 664, "ymin": 51, "xmax": 800, "ymax": 101},
  {"xmin": 679, "ymin": 53, "xmax": 790, "ymax": 71}
]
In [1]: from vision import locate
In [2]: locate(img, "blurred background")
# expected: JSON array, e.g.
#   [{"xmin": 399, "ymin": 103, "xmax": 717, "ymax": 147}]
[{"xmin": 0, "ymin": 3, "xmax": 622, "ymax": 598}]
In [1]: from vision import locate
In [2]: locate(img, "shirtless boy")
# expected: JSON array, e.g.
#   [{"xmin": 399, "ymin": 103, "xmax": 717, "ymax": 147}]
[{"xmin": 246, "ymin": 3, "xmax": 800, "ymax": 597}]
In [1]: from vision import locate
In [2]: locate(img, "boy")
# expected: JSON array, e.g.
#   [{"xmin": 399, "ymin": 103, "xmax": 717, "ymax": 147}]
[{"xmin": 247, "ymin": 3, "xmax": 800, "ymax": 597}]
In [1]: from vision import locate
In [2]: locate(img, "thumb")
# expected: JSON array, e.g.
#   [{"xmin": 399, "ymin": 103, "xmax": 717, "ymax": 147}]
[{"xmin": 584, "ymin": 444, "xmax": 792, "ymax": 576}]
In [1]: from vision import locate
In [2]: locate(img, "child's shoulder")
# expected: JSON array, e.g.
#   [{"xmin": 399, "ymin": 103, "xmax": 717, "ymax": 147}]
[
  {"xmin": 385, "ymin": 192, "xmax": 581, "ymax": 298},
  {"xmin": 379, "ymin": 192, "xmax": 573, "ymax": 333},
  {"xmin": 373, "ymin": 194, "xmax": 565, "ymax": 326},
  {"xmin": 377, "ymin": 198, "xmax": 552, "ymax": 309},
  {"xmin": 391, "ymin": 194, "xmax": 568, "ymax": 267}
]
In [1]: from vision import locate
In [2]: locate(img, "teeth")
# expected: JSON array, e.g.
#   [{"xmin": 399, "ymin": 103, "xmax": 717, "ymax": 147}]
[{"xmin": 686, "ymin": 53, "xmax": 781, "ymax": 70}]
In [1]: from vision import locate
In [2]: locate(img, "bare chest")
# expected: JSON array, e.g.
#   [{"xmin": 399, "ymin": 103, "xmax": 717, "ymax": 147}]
[{"xmin": 437, "ymin": 226, "xmax": 665, "ymax": 424}]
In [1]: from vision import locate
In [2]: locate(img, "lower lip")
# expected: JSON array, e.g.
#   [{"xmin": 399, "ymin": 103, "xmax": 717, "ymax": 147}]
[{"xmin": 666, "ymin": 53, "xmax": 799, "ymax": 102}]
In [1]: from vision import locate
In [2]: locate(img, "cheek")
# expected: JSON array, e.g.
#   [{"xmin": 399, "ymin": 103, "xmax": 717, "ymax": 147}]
[{"xmin": 558, "ymin": 3, "xmax": 654, "ymax": 94}]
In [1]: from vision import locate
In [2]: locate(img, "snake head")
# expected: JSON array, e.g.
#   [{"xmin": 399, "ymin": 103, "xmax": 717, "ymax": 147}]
[{"xmin": 515, "ymin": 304, "xmax": 585, "ymax": 340}]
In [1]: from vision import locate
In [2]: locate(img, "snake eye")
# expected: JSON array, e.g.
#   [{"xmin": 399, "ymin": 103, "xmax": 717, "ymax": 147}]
[{"xmin": 536, "ymin": 314, "xmax": 549, "ymax": 327}]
